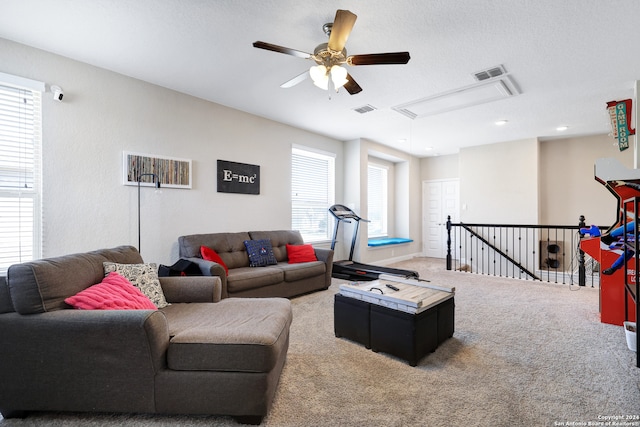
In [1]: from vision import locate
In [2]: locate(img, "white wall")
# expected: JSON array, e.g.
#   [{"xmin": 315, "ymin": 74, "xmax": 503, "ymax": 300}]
[
  {"xmin": 421, "ymin": 134, "xmax": 639, "ymax": 229},
  {"xmin": 0, "ymin": 38, "xmax": 344, "ymax": 265},
  {"xmin": 458, "ymin": 138, "xmax": 539, "ymax": 224},
  {"xmin": 420, "ymin": 154, "xmax": 459, "ymax": 181}
]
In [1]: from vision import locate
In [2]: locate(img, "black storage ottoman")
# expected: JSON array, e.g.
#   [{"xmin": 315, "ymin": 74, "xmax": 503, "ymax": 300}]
[
  {"xmin": 334, "ymin": 294, "xmax": 371, "ymax": 348},
  {"xmin": 334, "ymin": 292, "xmax": 455, "ymax": 366},
  {"xmin": 370, "ymin": 303, "xmax": 439, "ymax": 366}
]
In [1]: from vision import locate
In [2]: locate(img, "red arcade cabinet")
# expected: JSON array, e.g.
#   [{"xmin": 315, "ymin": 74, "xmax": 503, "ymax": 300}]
[{"xmin": 580, "ymin": 158, "xmax": 638, "ymax": 326}]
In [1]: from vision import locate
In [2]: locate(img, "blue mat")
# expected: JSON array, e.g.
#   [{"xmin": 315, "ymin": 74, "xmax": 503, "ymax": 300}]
[{"xmin": 368, "ymin": 237, "xmax": 413, "ymax": 247}]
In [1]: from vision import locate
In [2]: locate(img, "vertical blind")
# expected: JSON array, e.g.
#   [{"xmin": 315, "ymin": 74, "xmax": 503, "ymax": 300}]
[
  {"xmin": 291, "ymin": 147, "xmax": 335, "ymax": 242},
  {"xmin": 368, "ymin": 163, "xmax": 388, "ymax": 237},
  {"xmin": 0, "ymin": 82, "xmax": 42, "ymax": 275}
]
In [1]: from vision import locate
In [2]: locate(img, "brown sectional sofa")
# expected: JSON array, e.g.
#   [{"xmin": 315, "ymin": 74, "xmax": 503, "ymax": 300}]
[
  {"xmin": 178, "ymin": 230, "xmax": 334, "ymax": 299},
  {"xmin": 0, "ymin": 246, "xmax": 291, "ymax": 425}
]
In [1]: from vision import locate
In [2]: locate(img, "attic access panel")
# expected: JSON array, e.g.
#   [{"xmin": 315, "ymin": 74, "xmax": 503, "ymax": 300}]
[{"xmin": 392, "ymin": 76, "xmax": 519, "ymax": 119}]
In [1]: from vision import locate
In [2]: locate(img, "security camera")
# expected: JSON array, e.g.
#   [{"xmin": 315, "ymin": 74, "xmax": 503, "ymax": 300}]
[{"xmin": 51, "ymin": 85, "xmax": 64, "ymax": 102}]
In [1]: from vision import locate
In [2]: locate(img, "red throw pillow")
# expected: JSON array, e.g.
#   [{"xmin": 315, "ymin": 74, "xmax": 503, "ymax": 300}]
[
  {"xmin": 200, "ymin": 245, "xmax": 229, "ymax": 275},
  {"xmin": 286, "ymin": 244, "xmax": 318, "ymax": 264},
  {"xmin": 65, "ymin": 272, "xmax": 157, "ymax": 310}
]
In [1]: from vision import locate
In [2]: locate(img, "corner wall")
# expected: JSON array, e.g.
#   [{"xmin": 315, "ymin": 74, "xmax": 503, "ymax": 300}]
[
  {"xmin": 421, "ymin": 135, "xmax": 637, "ymax": 231},
  {"xmin": 459, "ymin": 139, "xmax": 540, "ymax": 224},
  {"xmin": 539, "ymin": 134, "xmax": 632, "ymax": 226},
  {"xmin": 340, "ymin": 139, "xmax": 422, "ymax": 264}
]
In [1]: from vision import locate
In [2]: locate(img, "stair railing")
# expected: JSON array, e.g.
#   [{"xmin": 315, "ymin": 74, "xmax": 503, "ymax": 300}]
[{"xmin": 445, "ymin": 215, "xmax": 601, "ymax": 287}]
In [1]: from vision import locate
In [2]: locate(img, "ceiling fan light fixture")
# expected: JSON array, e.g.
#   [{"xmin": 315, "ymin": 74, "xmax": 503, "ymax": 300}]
[
  {"xmin": 330, "ymin": 65, "xmax": 349, "ymax": 90},
  {"xmin": 310, "ymin": 65, "xmax": 329, "ymax": 90}
]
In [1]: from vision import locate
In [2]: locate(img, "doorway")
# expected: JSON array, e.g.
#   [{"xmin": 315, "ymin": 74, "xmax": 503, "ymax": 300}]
[{"xmin": 423, "ymin": 179, "xmax": 460, "ymax": 258}]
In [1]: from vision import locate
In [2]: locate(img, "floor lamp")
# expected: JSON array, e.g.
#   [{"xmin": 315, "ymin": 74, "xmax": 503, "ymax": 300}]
[{"xmin": 137, "ymin": 173, "xmax": 161, "ymax": 252}]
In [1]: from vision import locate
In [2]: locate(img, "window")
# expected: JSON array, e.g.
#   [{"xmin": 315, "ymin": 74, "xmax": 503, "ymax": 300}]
[
  {"xmin": 0, "ymin": 75, "xmax": 43, "ymax": 275},
  {"xmin": 368, "ymin": 163, "xmax": 388, "ymax": 237},
  {"xmin": 291, "ymin": 147, "xmax": 335, "ymax": 242}
]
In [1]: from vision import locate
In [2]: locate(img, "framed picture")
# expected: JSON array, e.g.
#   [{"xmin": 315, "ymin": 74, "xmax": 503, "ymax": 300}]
[
  {"xmin": 123, "ymin": 151, "xmax": 192, "ymax": 189},
  {"xmin": 217, "ymin": 159, "xmax": 260, "ymax": 195}
]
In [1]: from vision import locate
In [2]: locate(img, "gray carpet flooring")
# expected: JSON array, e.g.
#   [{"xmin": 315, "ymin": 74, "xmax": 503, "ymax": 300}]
[{"xmin": 1, "ymin": 258, "xmax": 639, "ymax": 426}]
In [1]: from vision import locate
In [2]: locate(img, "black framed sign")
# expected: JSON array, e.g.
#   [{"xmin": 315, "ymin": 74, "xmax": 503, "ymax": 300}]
[{"xmin": 217, "ymin": 160, "xmax": 260, "ymax": 195}]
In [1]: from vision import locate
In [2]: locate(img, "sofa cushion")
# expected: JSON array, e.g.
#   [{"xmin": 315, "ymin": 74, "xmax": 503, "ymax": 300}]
[
  {"xmin": 279, "ymin": 261, "xmax": 327, "ymax": 282},
  {"xmin": 286, "ymin": 244, "xmax": 318, "ymax": 263},
  {"xmin": 227, "ymin": 266, "xmax": 284, "ymax": 293},
  {"xmin": 244, "ymin": 239, "xmax": 277, "ymax": 267},
  {"xmin": 103, "ymin": 262, "xmax": 169, "ymax": 309},
  {"xmin": 163, "ymin": 298, "xmax": 292, "ymax": 373},
  {"xmin": 7, "ymin": 246, "xmax": 144, "ymax": 314},
  {"xmin": 200, "ymin": 246, "xmax": 229, "ymax": 275},
  {"xmin": 65, "ymin": 272, "xmax": 157, "ymax": 310},
  {"xmin": 249, "ymin": 230, "xmax": 304, "ymax": 262}
]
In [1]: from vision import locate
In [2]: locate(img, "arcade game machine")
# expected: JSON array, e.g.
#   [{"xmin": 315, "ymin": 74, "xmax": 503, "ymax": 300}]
[
  {"xmin": 580, "ymin": 98, "xmax": 637, "ymax": 328},
  {"xmin": 328, "ymin": 204, "xmax": 419, "ymax": 281},
  {"xmin": 580, "ymin": 158, "xmax": 638, "ymax": 325}
]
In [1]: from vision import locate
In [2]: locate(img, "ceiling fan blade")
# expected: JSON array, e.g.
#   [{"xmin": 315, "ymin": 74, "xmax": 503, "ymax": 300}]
[
  {"xmin": 348, "ymin": 52, "xmax": 411, "ymax": 66},
  {"xmin": 343, "ymin": 73, "xmax": 362, "ymax": 95},
  {"xmin": 253, "ymin": 41, "xmax": 312, "ymax": 59},
  {"xmin": 328, "ymin": 9, "xmax": 357, "ymax": 52},
  {"xmin": 280, "ymin": 71, "xmax": 309, "ymax": 88}
]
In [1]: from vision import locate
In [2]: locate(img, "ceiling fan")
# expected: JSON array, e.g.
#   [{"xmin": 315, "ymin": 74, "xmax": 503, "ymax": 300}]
[{"xmin": 253, "ymin": 9, "xmax": 411, "ymax": 95}]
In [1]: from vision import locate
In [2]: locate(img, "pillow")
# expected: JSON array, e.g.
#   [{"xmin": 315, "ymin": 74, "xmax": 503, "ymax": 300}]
[
  {"xmin": 103, "ymin": 262, "xmax": 169, "ymax": 308},
  {"xmin": 286, "ymin": 244, "xmax": 318, "ymax": 264},
  {"xmin": 200, "ymin": 245, "xmax": 229, "ymax": 275},
  {"xmin": 65, "ymin": 272, "xmax": 157, "ymax": 310},
  {"xmin": 244, "ymin": 239, "xmax": 277, "ymax": 267}
]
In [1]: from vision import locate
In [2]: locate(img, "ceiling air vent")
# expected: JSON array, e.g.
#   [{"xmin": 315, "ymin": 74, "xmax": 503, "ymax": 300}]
[
  {"xmin": 353, "ymin": 104, "xmax": 377, "ymax": 114},
  {"xmin": 473, "ymin": 65, "xmax": 507, "ymax": 81}
]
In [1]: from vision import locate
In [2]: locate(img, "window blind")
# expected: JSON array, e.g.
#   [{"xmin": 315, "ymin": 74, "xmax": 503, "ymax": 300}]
[
  {"xmin": 368, "ymin": 163, "xmax": 388, "ymax": 237},
  {"xmin": 0, "ymin": 82, "xmax": 42, "ymax": 275},
  {"xmin": 291, "ymin": 147, "xmax": 335, "ymax": 242}
]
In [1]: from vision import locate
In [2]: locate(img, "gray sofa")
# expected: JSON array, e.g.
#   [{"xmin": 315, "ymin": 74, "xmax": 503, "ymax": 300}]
[
  {"xmin": 0, "ymin": 246, "xmax": 291, "ymax": 425},
  {"xmin": 178, "ymin": 230, "xmax": 333, "ymax": 299}
]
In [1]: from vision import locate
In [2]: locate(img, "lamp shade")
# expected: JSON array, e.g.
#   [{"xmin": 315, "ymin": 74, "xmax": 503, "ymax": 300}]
[
  {"xmin": 309, "ymin": 65, "xmax": 329, "ymax": 90},
  {"xmin": 330, "ymin": 65, "xmax": 349, "ymax": 89}
]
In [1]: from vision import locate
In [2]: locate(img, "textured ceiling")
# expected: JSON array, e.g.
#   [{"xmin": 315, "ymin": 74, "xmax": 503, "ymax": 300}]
[{"xmin": 1, "ymin": 0, "xmax": 639, "ymax": 157}]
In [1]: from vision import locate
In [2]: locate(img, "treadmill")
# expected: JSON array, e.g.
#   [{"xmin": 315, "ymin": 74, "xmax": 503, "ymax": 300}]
[{"xmin": 329, "ymin": 204, "xmax": 420, "ymax": 281}]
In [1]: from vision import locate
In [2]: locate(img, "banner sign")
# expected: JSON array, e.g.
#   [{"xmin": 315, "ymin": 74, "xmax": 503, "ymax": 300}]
[
  {"xmin": 607, "ymin": 99, "xmax": 636, "ymax": 151},
  {"xmin": 217, "ymin": 160, "xmax": 260, "ymax": 195}
]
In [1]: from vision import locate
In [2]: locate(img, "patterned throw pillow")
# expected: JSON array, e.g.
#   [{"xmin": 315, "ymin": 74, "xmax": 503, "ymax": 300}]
[
  {"xmin": 103, "ymin": 262, "xmax": 169, "ymax": 308},
  {"xmin": 243, "ymin": 239, "xmax": 277, "ymax": 267}
]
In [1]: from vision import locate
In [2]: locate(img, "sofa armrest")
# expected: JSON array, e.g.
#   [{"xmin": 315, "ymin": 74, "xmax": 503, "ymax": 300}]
[
  {"xmin": 314, "ymin": 248, "xmax": 334, "ymax": 264},
  {"xmin": 184, "ymin": 257, "xmax": 229, "ymax": 298},
  {"xmin": 314, "ymin": 248, "xmax": 334, "ymax": 289},
  {"xmin": 159, "ymin": 276, "xmax": 222, "ymax": 303},
  {"xmin": 0, "ymin": 309, "xmax": 168, "ymax": 413}
]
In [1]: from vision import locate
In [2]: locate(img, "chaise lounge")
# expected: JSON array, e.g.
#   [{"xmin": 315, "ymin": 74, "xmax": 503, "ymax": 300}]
[{"xmin": 0, "ymin": 246, "xmax": 292, "ymax": 424}]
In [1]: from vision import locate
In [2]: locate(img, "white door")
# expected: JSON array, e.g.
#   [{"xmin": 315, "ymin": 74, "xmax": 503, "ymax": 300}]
[{"xmin": 423, "ymin": 179, "xmax": 460, "ymax": 258}]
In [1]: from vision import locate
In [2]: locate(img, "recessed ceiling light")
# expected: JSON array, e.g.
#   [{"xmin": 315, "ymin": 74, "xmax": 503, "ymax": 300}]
[
  {"xmin": 397, "ymin": 138, "xmax": 407, "ymax": 143},
  {"xmin": 495, "ymin": 120, "xmax": 508, "ymax": 126},
  {"xmin": 425, "ymin": 146, "xmax": 433, "ymax": 151},
  {"xmin": 556, "ymin": 125, "xmax": 569, "ymax": 131}
]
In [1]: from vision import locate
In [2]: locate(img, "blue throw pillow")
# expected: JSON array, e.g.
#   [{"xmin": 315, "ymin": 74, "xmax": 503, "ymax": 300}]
[{"xmin": 244, "ymin": 239, "xmax": 278, "ymax": 267}]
